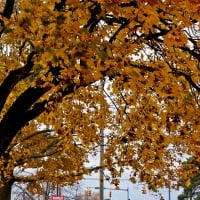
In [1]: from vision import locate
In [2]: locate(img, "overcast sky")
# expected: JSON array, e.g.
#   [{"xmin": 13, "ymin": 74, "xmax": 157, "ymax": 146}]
[
  {"xmin": 80, "ymin": 132, "xmax": 183, "ymax": 200},
  {"xmin": 81, "ymin": 173, "xmax": 183, "ymax": 200}
]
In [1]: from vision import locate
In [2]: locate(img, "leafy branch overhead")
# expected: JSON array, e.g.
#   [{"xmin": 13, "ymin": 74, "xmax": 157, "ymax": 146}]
[{"xmin": 0, "ymin": 0, "xmax": 200, "ymax": 198}]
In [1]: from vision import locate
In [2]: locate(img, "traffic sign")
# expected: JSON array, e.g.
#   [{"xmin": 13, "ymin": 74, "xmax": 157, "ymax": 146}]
[
  {"xmin": 94, "ymin": 187, "xmax": 106, "ymax": 189},
  {"xmin": 51, "ymin": 195, "xmax": 64, "ymax": 200}
]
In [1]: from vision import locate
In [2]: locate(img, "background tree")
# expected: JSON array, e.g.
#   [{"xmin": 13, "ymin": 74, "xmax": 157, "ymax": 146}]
[
  {"xmin": 178, "ymin": 158, "xmax": 200, "ymax": 200},
  {"xmin": 178, "ymin": 180, "xmax": 200, "ymax": 200},
  {"xmin": 0, "ymin": 0, "xmax": 200, "ymax": 199},
  {"xmin": 178, "ymin": 173, "xmax": 200, "ymax": 200},
  {"xmin": 13, "ymin": 181, "xmax": 82, "ymax": 200}
]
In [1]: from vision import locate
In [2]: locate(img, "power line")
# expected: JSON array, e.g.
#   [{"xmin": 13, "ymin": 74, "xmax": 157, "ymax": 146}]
[{"xmin": 83, "ymin": 177, "xmax": 131, "ymax": 181}]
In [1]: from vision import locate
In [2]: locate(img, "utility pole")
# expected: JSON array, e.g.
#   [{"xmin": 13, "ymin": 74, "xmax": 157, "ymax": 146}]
[
  {"xmin": 100, "ymin": 129, "xmax": 104, "ymax": 200},
  {"xmin": 168, "ymin": 186, "xmax": 171, "ymax": 200},
  {"xmin": 22, "ymin": 189, "xmax": 25, "ymax": 200},
  {"xmin": 127, "ymin": 187, "xmax": 130, "ymax": 200},
  {"xmin": 56, "ymin": 184, "xmax": 61, "ymax": 196}
]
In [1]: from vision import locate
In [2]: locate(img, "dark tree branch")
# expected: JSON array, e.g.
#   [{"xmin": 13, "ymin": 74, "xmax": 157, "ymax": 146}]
[
  {"xmin": 84, "ymin": 2, "xmax": 102, "ymax": 33},
  {"xmin": 14, "ymin": 139, "xmax": 60, "ymax": 167},
  {"xmin": 0, "ymin": 51, "xmax": 36, "ymax": 113},
  {"xmin": 166, "ymin": 60, "xmax": 200, "ymax": 92},
  {"xmin": 0, "ymin": 87, "xmax": 46, "ymax": 156},
  {"xmin": 14, "ymin": 184, "xmax": 35, "ymax": 200},
  {"xmin": 54, "ymin": 0, "xmax": 66, "ymax": 11},
  {"xmin": 0, "ymin": 19, "xmax": 4, "ymax": 36},
  {"xmin": 30, "ymin": 149, "xmax": 60, "ymax": 159},
  {"xmin": 130, "ymin": 63, "xmax": 155, "ymax": 72},
  {"xmin": 109, "ymin": 18, "xmax": 130, "ymax": 43},
  {"xmin": 23, "ymin": 101, "xmax": 47, "ymax": 124},
  {"xmin": 0, "ymin": 73, "xmax": 91, "ymax": 157},
  {"xmin": 175, "ymin": 71, "xmax": 200, "ymax": 92},
  {"xmin": 144, "ymin": 29, "xmax": 170, "ymax": 41},
  {"xmin": 14, "ymin": 166, "xmax": 101, "ymax": 183},
  {"xmin": 6, "ymin": 129, "xmax": 54, "ymax": 154},
  {"xmin": 40, "ymin": 138, "xmax": 60, "ymax": 154},
  {"xmin": 2, "ymin": 0, "xmax": 14, "ymax": 18},
  {"xmin": 21, "ymin": 129, "xmax": 54, "ymax": 142},
  {"xmin": 180, "ymin": 46, "xmax": 200, "ymax": 61},
  {"xmin": 119, "ymin": 0, "xmax": 138, "ymax": 8}
]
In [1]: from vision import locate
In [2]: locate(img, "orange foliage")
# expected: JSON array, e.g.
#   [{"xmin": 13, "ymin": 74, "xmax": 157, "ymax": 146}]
[{"xmin": 0, "ymin": 0, "xmax": 199, "ymax": 197}]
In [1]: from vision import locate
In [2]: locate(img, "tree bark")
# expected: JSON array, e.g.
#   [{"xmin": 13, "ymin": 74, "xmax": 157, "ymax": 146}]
[{"xmin": 0, "ymin": 180, "xmax": 13, "ymax": 200}]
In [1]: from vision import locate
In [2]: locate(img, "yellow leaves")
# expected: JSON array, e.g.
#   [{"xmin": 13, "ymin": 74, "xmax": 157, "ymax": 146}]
[
  {"xmin": 0, "ymin": 0, "xmax": 200, "ymax": 193},
  {"xmin": 129, "ymin": 177, "xmax": 136, "ymax": 183},
  {"xmin": 183, "ymin": 0, "xmax": 200, "ymax": 14},
  {"xmin": 75, "ymin": 63, "xmax": 82, "ymax": 71},
  {"xmin": 67, "ymin": 0, "xmax": 79, "ymax": 4},
  {"xmin": 170, "ymin": 84, "xmax": 184, "ymax": 98},
  {"xmin": 39, "ymin": 51, "xmax": 54, "ymax": 67},
  {"xmin": 145, "ymin": 0, "xmax": 158, "ymax": 5},
  {"xmin": 137, "ymin": 4, "xmax": 160, "ymax": 33},
  {"xmin": 27, "ymin": 183, "xmax": 44, "ymax": 195},
  {"xmin": 32, "ymin": 64, "xmax": 43, "ymax": 75},
  {"xmin": 164, "ymin": 28, "xmax": 188, "ymax": 47},
  {"xmin": 0, "ymin": 65, "xmax": 6, "ymax": 72},
  {"xmin": 92, "ymin": 71, "xmax": 103, "ymax": 81},
  {"xmin": 184, "ymin": 178, "xmax": 191, "ymax": 187},
  {"xmin": 141, "ymin": 186, "xmax": 147, "ymax": 194}
]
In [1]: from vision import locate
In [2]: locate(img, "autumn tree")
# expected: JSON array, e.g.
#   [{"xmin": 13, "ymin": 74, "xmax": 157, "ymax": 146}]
[
  {"xmin": 13, "ymin": 183, "xmax": 35, "ymax": 200},
  {"xmin": 0, "ymin": 0, "xmax": 200, "ymax": 199},
  {"xmin": 178, "ymin": 158, "xmax": 200, "ymax": 200},
  {"xmin": 178, "ymin": 172, "xmax": 200, "ymax": 200},
  {"xmin": 13, "ymin": 182, "xmax": 82, "ymax": 200}
]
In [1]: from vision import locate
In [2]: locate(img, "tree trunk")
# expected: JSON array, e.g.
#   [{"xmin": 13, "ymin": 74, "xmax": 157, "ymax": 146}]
[{"xmin": 0, "ymin": 180, "xmax": 13, "ymax": 200}]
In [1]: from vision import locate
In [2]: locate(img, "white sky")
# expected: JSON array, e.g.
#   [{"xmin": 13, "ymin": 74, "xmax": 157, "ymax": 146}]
[
  {"xmin": 81, "ymin": 145, "xmax": 183, "ymax": 200},
  {"xmin": 81, "ymin": 173, "xmax": 183, "ymax": 200}
]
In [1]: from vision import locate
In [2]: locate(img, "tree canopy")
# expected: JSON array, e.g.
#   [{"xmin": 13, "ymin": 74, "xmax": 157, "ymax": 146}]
[
  {"xmin": 0, "ymin": 0, "xmax": 200, "ymax": 199},
  {"xmin": 178, "ymin": 172, "xmax": 200, "ymax": 200}
]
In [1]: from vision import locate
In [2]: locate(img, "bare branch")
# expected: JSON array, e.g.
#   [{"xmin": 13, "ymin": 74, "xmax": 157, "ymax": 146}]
[
  {"xmin": 7, "ymin": 129, "xmax": 54, "ymax": 153},
  {"xmin": 30, "ymin": 149, "xmax": 60, "ymax": 159},
  {"xmin": 14, "ymin": 166, "xmax": 102, "ymax": 183},
  {"xmin": 21, "ymin": 129, "xmax": 54, "ymax": 142},
  {"xmin": 14, "ymin": 184, "xmax": 35, "ymax": 200},
  {"xmin": 0, "ymin": 51, "xmax": 36, "ymax": 113}
]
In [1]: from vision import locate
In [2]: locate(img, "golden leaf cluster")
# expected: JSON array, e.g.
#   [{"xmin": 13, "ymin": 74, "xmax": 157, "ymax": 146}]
[{"xmin": 0, "ymin": 0, "xmax": 199, "ymax": 195}]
